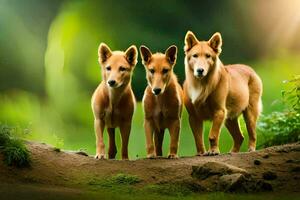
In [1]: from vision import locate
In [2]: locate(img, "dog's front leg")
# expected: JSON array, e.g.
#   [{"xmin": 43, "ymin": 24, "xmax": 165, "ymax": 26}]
[
  {"xmin": 206, "ymin": 109, "xmax": 225, "ymax": 156},
  {"xmin": 120, "ymin": 122, "xmax": 131, "ymax": 160},
  {"xmin": 144, "ymin": 119, "xmax": 155, "ymax": 158},
  {"xmin": 94, "ymin": 118, "xmax": 105, "ymax": 159},
  {"xmin": 154, "ymin": 129, "xmax": 164, "ymax": 156},
  {"xmin": 168, "ymin": 119, "xmax": 180, "ymax": 159},
  {"xmin": 189, "ymin": 115, "xmax": 206, "ymax": 155},
  {"xmin": 107, "ymin": 128, "xmax": 117, "ymax": 159}
]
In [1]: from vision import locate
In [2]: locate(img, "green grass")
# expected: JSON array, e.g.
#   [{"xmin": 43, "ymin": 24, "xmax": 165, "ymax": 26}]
[
  {"xmin": 84, "ymin": 174, "xmax": 299, "ymax": 199},
  {"xmin": 75, "ymin": 192, "xmax": 300, "ymax": 200},
  {"xmin": 144, "ymin": 184, "xmax": 192, "ymax": 197}
]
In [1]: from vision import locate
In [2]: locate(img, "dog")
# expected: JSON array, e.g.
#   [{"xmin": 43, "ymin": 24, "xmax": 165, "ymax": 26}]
[
  {"xmin": 91, "ymin": 43, "xmax": 138, "ymax": 160},
  {"xmin": 183, "ymin": 31, "xmax": 262, "ymax": 155},
  {"xmin": 140, "ymin": 45, "xmax": 183, "ymax": 158}
]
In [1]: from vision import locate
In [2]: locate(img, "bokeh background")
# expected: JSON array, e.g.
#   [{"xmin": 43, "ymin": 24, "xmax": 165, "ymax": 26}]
[{"xmin": 0, "ymin": 0, "xmax": 299, "ymax": 158}]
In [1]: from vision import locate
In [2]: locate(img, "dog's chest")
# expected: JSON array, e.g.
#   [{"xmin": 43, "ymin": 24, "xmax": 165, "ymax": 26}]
[
  {"xmin": 103, "ymin": 107, "xmax": 121, "ymax": 128},
  {"xmin": 153, "ymin": 103, "xmax": 169, "ymax": 119},
  {"xmin": 189, "ymin": 85, "xmax": 202, "ymax": 104}
]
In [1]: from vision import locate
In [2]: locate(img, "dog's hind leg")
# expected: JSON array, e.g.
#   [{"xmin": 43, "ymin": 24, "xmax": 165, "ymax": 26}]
[
  {"xmin": 225, "ymin": 118, "xmax": 244, "ymax": 153},
  {"xmin": 243, "ymin": 105, "xmax": 260, "ymax": 152},
  {"xmin": 243, "ymin": 76, "xmax": 262, "ymax": 152},
  {"xmin": 107, "ymin": 128, "xmax": 117, "ymax": 159},
  {"xmin": 154, "ymin": 129, "xmax": 164, "ymax": 156}
]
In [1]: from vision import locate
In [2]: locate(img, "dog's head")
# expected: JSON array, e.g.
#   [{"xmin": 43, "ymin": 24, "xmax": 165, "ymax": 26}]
[
  {"xmin": 98, "ymin": 43, "xmax": 138, "ymax": 88},
  {"xmin": 140, "ymin": 45, "xmax": 177, "ymax": 96},
  {"xmin": 184, "ymin": 31, "xmax": 222, "ymax": 78}
]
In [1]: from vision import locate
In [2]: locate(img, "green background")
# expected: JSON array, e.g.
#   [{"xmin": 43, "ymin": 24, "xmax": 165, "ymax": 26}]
[{"xmin": 0, "ymin": 0, "xmax": 299, "ymax": 158}]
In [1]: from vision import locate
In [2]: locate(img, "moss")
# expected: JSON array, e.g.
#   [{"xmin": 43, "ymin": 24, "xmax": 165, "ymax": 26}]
[{"xmin": 89, "ymin": 173, "xmax": 141, "ymax": 187}]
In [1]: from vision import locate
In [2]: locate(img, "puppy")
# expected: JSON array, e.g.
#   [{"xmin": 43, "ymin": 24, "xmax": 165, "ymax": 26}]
[
  {"xmin": 183, "ymin": 31, "xmax": 262, "ymax": 155},
  {"xmin": 140, "ymin": 45, "xmax": 183, "ymax": 158},
  {"xmin": 92, "ymin": 43, "xmax": 138, "ymax": 160}
]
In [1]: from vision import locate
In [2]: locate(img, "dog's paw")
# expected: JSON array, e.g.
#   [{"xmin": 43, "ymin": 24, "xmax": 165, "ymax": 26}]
[
  {"xmin": 146, "ymin": 153, "xmax": 156, "ymax": 159},
  {"xmin": 203, "ymin": 149, "xmax": 220, "ymax": 156},
  {"xmin": 95, "ymin": 154, "xmax": 106, "ymax": 159},
  {"xmin": 196, "ymin": 152, "xmax": 206, "ymax": 156},
  {"xmin": 248, "ymin": 147, "xmax": 256, "ymax": 152},
  {"xmin": 230, "ymin": 149, "xmax": 240, "ymax": 154},
  {"xmin": 167, "ymin": 154, "xmax": 178, "ymax": 159}
]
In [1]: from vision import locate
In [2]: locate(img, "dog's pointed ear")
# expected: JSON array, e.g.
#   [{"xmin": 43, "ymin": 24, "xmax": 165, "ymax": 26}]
[
  {"xmin": 98, "ymin": 43, "xmax": 112, "ymax": 64},
  {"xmin": 208, "ymin": 32, "xmax": 222, "ymax": 54},
  {"xmin": 125, "ymin": 45, "xmax": 138, "ymax": 66},
  {"xmin": 184, "ymin": 31, "xmax": 198, "ymax": 52},
  {"xmin": 139, "ymin": 45, "xmax": 152, "ymax": 64},
  {"xmin": 165, "ymin": 45, "xmax": 177, "ymax": 65}
]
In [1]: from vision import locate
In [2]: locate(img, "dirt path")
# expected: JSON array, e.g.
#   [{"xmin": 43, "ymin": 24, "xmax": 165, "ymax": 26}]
[{"xmin": 0, "ymin": 142, "xmax": 300, "ymax": 199}]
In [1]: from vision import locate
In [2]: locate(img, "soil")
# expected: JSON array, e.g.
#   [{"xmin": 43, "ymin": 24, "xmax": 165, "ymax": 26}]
[{"xmin": 0, "ymin": 142, "xmax": 300, "ymax": 199}]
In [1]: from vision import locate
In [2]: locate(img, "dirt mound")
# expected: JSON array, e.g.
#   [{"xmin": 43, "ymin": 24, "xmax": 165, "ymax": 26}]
[{"xmin": 0, "ymin": 142, "xmax": 300, "ymax": 198}]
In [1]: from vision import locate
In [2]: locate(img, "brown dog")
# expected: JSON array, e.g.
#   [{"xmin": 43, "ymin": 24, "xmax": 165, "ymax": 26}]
[
  {"xmin": 140, "ymin": 45, "xmax": 183, "ymax": 158},
  {"xmin": 91, "ymin": 43, "xmax": 138, "ymax": 160},
  {"xmin": 183, "ymin": 31, "xmax": 262, "ymax": 155}
]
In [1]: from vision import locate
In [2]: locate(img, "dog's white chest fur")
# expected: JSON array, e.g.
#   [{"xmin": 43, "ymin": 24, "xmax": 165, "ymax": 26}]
[{"xmin": 189, "ymin": 84, "xmax": 202, "ymax": 104}]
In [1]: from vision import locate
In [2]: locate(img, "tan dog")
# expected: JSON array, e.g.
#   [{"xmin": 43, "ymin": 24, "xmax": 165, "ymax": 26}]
[
  {"xmin": 91, "ymin": 43, "xmax": 138, "ymax": 160},
  {"xmin": 183, "ymin": 31, "xmax": 262, "ymax": 155},
  {"xmin": 140, "ymin": 45, "xmax": 183, "ymax": 158}
]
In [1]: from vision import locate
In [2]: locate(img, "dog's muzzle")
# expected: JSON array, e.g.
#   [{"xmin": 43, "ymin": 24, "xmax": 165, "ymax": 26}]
[{"xmin": 194, "ymin": 68, "xmax": 205, "ymax": 77}]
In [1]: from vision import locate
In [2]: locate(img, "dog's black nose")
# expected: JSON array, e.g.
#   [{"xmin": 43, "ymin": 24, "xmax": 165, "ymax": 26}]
[
  {"xmin": 108, "ymin": 80, "xmax": 116, "ymax": 87},
  {"xmin": 153, "ymin": 88, "xmax": 161, "ymax": 95},
  {"xmin": 197, "ymin": 68, "xmax": 204, "ymax": 75}
]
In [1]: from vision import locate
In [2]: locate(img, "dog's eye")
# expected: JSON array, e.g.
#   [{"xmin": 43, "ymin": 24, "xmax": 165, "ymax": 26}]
[
  {"xmin": 192, "ymin": 54, "xmax": 198, "ymax": 58},
  {"xmin": 205, "ymin": 54, "xmax": 211, "ymax": 58},
  {"xmin": 149, "ymin": 69, "xmax": 155, "ymax": 74},
  {"xmin": 119, "ymin": 66, "xmax": 126, "ymax": 72},
  {"xmin": 106, "ymin": 66, "xmax": 111, "ymax": 71},
  {"xmin": 162, "ymin": 68, "xmax": 169, "ymax": 74}
]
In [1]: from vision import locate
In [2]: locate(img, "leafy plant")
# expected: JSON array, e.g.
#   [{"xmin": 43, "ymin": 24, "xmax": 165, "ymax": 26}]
[
  {"xmin": 0, "ymin": 124, "xmax": 11, "ymax": 145},
  {"xmin": 0, "ymin": 124, "xmax": 31, "ymax": 167},
  {"xmin": 3, "ymin": 138, "xmax": 31, "ymax": 167},
  {"xmin": 282, "ymin": 75, "xmax": 300, "ymax": 112},
  {"xmin": 258, "ymin": 76, "xmax": 300, "ymax": 147}
]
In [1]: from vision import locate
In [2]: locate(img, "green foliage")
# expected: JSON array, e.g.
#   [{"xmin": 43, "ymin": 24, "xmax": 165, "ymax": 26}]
[
  {"xmin": 258, "ymin": 76, "xmax": 300, "ymax": 147},
  {"xmin": 0, "ymin": 125, "xmax": 11, "ymax": 145},
  {"xmin": 3, "ymin": 138, "xmax": 31, "ymax": 167},
  {"xmin": 282, "ymin": 75, "xmax": 300, "ymax": 112},
  {"xmin": 0, "ymin": 124, "xmax": 31, "ymax": 167},
  {"xmin": 258, "ymin": 111, "xmax": 300, "ymax": 147},
  {"xmin": 53, "ymin": 134, "xmax": 64, "ymax": 149}
]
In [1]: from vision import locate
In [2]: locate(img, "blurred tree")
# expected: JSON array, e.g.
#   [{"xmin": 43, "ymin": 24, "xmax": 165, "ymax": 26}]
[
  {"xmin": 2, "ymin": 0, "xmax": 300, "ymax": 100},
  {"xmin": 0, "ymin": 0, "xmax": 62, "ymax": 95}
]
